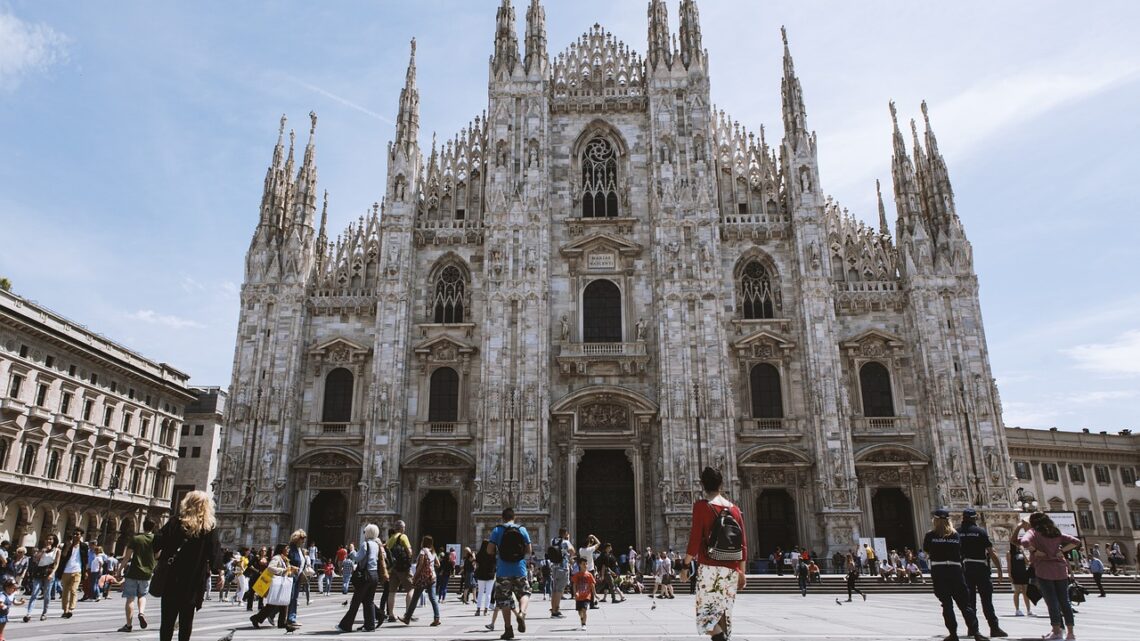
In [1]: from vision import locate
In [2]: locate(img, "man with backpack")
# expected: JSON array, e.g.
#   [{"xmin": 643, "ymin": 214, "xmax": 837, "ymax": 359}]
[
  {"xmin": 385, "ymin": 520, "xmax": 414, "ymax": 623},
  {"xmin": 489, "ymin": 507, "xmax": 532, "ymax": 640},
  {"xmin": 685, "ymin": 467, "xmax": 747, "ymax": 641},
  {"xmin": 546, "ymin": 527, "xmax": 575, "ymax": 618}
]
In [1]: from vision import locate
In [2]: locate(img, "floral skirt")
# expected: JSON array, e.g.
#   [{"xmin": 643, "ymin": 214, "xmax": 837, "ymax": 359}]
[{"xmin": 695, "ymin": 565, "xmax": 739, "ymax": 639}]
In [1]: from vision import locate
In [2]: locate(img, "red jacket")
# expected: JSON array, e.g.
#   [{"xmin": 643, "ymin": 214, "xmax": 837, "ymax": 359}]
[{"xmin": 686, "ymin": 498, "xmax": 748, "ymax": 569}]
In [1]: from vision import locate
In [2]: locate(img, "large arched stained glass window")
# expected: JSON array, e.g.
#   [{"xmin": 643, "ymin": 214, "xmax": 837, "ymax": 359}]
[
  {"xmin": 859, "ymin": 362, "xmax": 894, "ymax": 417},
  {"xmin": 739, "ymin": 261, "xmax": 775, "ymax": 319},
  {"xmin": 582, "ymin": 279, "xmax": 622, "ymax": 343},
  {"xmin": 581, "ymin": 138, "xmax": 619, "ymax": 218},
  {"xmin": 428, "ymin": 367, "xmax": 459, "ymax": 422},
  {"xmin": 321, "ymin": 368, "xmax": 354, "ymax": 423},
  {"xmin": 432, "ymin": 265, "xmax": 466, "ymax": 324}
]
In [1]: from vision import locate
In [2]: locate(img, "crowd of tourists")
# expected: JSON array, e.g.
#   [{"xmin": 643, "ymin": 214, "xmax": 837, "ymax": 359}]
[{"xmin": 0, "ymin": 470, "xmax": 1121, "ymax": 641}]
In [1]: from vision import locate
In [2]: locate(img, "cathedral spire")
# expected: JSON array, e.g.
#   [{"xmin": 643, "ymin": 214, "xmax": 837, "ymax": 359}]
[
  {"xmin": 492, "ymin": 0, "xmax": 519, "ymax": 76},
  {"xmin": 259, "ymin": 114, "xmax": 288, "ymax": 228},
  {"xmin": 524, "ymin": 0, "xmax": 548, "ymax": 75},
  {"xmin": 394, "ymin": 39, "xmax": 420, "ymax": 155},
  {"xmin": 678, "ymin": 0, "xmax": 703, "ymax": 69},
  {"xmin": 647, "ymin": 0, "xmax": 672, "ymax": 71},
  {"xmin": 876, "ymin": 179, "xmax": 890, "ymax": 236},
  {"xmin": 921, "ymin": 100, "xmax": 956, "ymax": 219},
  {"xmin": 889, "ymin": 101, "xmax": 922, "ymax": 233},
  {"xmin": 293, "ymin": 111, "xmax": 319, "ymax": 232},
  {"xmin": 780, "ymin": 26, "xmax": 809, "ymax": 145},
  {"xmin": 279, "ymin": 128, "xmax": 297, "ymax": 229}
]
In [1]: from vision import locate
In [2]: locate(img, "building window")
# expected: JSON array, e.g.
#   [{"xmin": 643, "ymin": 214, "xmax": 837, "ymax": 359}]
[
  {"xmin": 45, "ymin": 355, "xmax": 54, "ymax": 368},
  {"xmin": 46, "ymin": 450, "xmax": 60, "ymax": 479},
  {"xmin": 69, "ymin": 455, "xmax": 84, "ymax": 483},
  {"xmin": 431, "ymin": 265, "xmax": 467, "ymax": 324},
  {"xmin": 194, "ymin": 424, "xmax": 204, "ymax": 436},
  {"xmin": 35, "ymin": 383, "xmax": 48, "ymax": 406},
  {"xmin": 121, "ymin": 413, "xmax": 132, "ymax": 433},
  {"xmin": 1042, "ymin": 463, "xmax": 1059, "ymax": 482},
  {"xmin": 1104, "ymin": 509, "xmax": 1120, "ymax": 531},
  {"xmin": 1013, "ymin": 461, "xmax": 1032, "ymax": 480},
  {"xmin": 18, "ymin": 345, "xmax": 27, "ymax": 358},
  {"xmin": 59, "ymin": 391, "xmax": 72, "ymax": 415},
  {"xmin": 428, "ymin": 367, "xmax": 460, "ymax": 422},
  {"xmin": 191, "ymin": 446, "xmax": 201, "ymax": 458},
  {"xmin": 738, "ymin": 261, "xmax": 775, "ymax": 319},
  {"xmin": 139, "ymin": 418, "xmax": 149, "ymax": 439},
  {"xmin": 581, "ymin": 137, "xmax": 619, "ymax": 218},
  {"xmin": 1117, "ymin": 460, "xmax": 1135, "ymax": 481},
  {"xmin": 181, "ymin": 424, "xmax": 189, "ymax": 436},
  {"xmin": 130, "ymin": 468, "xmax": 141, "ymax": 493},
  {"xmin": 20, "ymin": 445, "xmax": 36, "ymax": 475},
  {"xmin": 90, "ymin": 460, "xmax": 105, "ymax": 487},
  {"xmin": 0, "ymin": 438, "xmax": 8, "ymax": 469},
  {"xmin": 582, "ymin": 279, "xmax": 622, "ymax": 343},
  {"xmin": 1068, "ymin": 464, "xmax": 1085, "ymax": 483},
  {"xmin": 82, "ymin": 399, "xmax": 93, "ymax": 421},
  {"xmin": 1131, "ymin": 510, "xmax": 1140, "ymax": 531},
  {"xmin": 102, "ymin": 407, "xmax": 113, "ymax": 427},
  {"xmin": 1078, "ymin": 509, "xmax": 1094, "ymax": 531},
  {"xmin": 1094, "ymin": 465, "xmax": 1110, "ymax": 484},
  {"xmin": 749, "ymin": 363, "xmax": 783, "ymax": 419},
  {"xmin": 859, "ymin": 362, "xmax": 895, "ymax": 417},
  {"xmin": 178, "ymin": 447, "xmax": 187, "ymax": 458},
  {"xmin": 7, "ymin": 373, "xmax": 23, "ymax": 398},
  {"xmin": 321, "ymin": 368, "xmax": 354, "ymax": 423}
]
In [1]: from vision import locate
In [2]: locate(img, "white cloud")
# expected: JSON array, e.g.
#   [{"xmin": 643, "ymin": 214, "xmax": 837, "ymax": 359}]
[
  {"xmin": 0, "ymin": 10, "xmax": 69, "ymax": 90},
  {"xmin": 1001, "ymin": 400, "xmax": 1068, "ymax": 430},
  {"xmin": 1064, "ymin": 390, "xmax": 1138, "ymax": 404},
  {"xmin": 1063, "ymin": 329, "xmax": 1140, "ymax": 377},
  {"xmin": 289, "ymin": 77, "xmax": 394, "ymax": 125},
  {"xmin": 126, "ymin": 309, "xmax": 204, "ymax": 330}
]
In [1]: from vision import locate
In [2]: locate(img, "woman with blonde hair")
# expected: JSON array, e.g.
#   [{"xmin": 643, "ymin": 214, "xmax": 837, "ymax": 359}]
[
  {"xmin": 922, "ymin": 509, "xmax": 985, "ymax": 641},
  {"xmin": 286, "ymin": 529, "xmax": 310, "ymax": 627},
  {"xmin": 153, "ymin": 490, "xmax": 222, "ymax": 641}
]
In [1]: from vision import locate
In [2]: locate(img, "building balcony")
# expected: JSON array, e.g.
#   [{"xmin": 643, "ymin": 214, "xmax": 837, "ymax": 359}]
[
  {"xmin": 75, "ymin": 420, "xmax": 98, "ymax": 435},
  {"xmin": 27, "ymin": 406, "xmax": 53, "ymax": 425},
  {"xmin": 556, "ymin": 341, "xmax": 650, "ymax": 377},
  {"xmin": 0, "ymin": 398, "xmax": 27, "ymax": 418},
  {"xmin": 737, "ymin": 417, "xmax": 799, "ymax": 439},
  {"xmin": 719, "ymin": 211, "xmax": 792, "ymax": 242},
  {"xmin": 411, "ymin": 421, "xmax": 472, "ymax": 445},
  {"xmin": 53, "ymin": 413, "xmax": 76, "ymax": 428},
  {"xmin": 413, "ymin": 219, "xmax": 484, "ymax": 246},
  {"xmin": 851, "ymin": 416, "xmax": 914, "ymax": 437},
  {"xmin": 301, "ymin": 421, "xmax": 364, "ymax": 445}
]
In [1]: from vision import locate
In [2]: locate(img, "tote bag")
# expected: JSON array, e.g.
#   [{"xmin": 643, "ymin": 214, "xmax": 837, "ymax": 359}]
[
  {"xmin": 251, "ymin": 568, "xmax": 275, "ymax": 598},
  {"xmin": 266, "ymin": 575, "xmax": 294, "ymax": 606}
]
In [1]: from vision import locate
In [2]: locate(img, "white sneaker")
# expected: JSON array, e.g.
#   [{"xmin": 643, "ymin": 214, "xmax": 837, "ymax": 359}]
[
  {"xmin": 580, "ymin": 624, "xmax": 587, "ymax": 631},
  {"xmin": 1015, "ymin": 610, "xmax": 1024, "ymax": 617}
]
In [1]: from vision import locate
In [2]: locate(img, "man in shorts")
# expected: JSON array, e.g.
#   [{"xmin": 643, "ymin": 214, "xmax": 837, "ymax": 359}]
[
  {"xmin": 548, "ymin": 527, "xmax": 574, "ymax": 618},
  {"xmin": 571, "ymin": 557, "xmax": 596, "ymax": 632},
  {"xmin": 489, "ymin": 507, "xmax": 532, "ymax": 640},
  {"xmin": 385, "ymin": 521, "xmax": 413, "ymax": 622},
  {"xmin": 117, "ymin": 519, "xmax": 156, "ymax": 632}
]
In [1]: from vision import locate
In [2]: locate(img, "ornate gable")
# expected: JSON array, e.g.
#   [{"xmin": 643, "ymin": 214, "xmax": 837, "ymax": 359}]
[
  {"xmin": 308, "ymin": 337, "xmax": 371, "ymax": 368},
  {"xmin": 412, "ymin": 335, "xmax": 477, "ymax": 364},
  {"xmin": 731, "ymin": 329, "xmax": 796, "ymax": 360},
  {"xmin": 559, "ymin": 232, "xmax": 642, "ymax": 275},
  {"xmin": 839, "ymin": 329, "xmax": 905, "ymax": 358}
]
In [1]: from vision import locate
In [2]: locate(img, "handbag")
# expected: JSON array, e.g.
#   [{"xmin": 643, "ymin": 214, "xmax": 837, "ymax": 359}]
[
  {"xmin": 350, "ymin": 541, "xmax": 371, "ymax": 588},
  {"xmin": 252, "ymin": 568, "xmax": 275, "ymax": 598},
  {"xmin": 148, "ymin": 538, "xmax": 187, "ymax": 598},
  {"xmin": 266, "ymin": 575, "xmax": 294, "ymax": 606},
  {"xmin": 412, "ymin": 551, "xmax": 434, "ymax": 590}
]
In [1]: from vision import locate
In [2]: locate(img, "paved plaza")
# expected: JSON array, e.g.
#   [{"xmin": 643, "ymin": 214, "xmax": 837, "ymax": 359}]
[{"xmin": 9, "ymin": 589, "xmax": 1139, "ymax": 640}]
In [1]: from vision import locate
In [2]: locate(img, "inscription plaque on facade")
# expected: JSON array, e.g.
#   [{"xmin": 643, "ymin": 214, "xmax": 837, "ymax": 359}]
[{"xmin": 587, "ymin": 252, "xmax": 616, "ymax": 270}]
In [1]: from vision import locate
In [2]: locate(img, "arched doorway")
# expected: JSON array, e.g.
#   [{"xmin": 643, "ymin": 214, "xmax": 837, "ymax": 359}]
[
  {"xmin": 872, "ymin": 487, "xmax": 916, "ymax": 551},
  {"xmin": 418, "ymin": 490, "xmax": 458, "ymax": 546},
  {"xmin": 308, "ymin": 490, "xmax": 348, "ymax": 554},
  {"xmin": 576, "ymin": 450, "xmax": 635, "ymax": 553},
  {"xmin": 755, "ymin": 489, "xmax": 797, "ymax": 558}
]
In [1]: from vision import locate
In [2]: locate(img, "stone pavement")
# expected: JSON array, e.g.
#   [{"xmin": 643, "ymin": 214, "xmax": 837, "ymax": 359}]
[{"xmin": 9, "ymin": 589, "xmax": 1139, "ymax": 640}]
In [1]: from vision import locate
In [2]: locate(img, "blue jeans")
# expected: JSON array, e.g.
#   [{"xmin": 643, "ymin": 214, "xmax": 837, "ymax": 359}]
[
  {"xmin": 287, "ymin": 574, "xmax": 301, "ymax": 623},
  {"xmin": 1037, "ymin": 578, "xmax": 1075, "ymax": 629},
  {"xmin": 405, "ymin": 585, "xmax": 440, "ymax": 621},
  {"xmin": 26, "ymin": 577, "xmax": 51, "ymax": 615},
  {"xmin": 342, "ymin": 570, "xmax": 351, "ymax": 595}
]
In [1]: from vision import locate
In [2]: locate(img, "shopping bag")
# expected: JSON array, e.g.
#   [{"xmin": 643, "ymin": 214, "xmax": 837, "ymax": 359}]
[
  {"xmin": 267, "ymin": 575, "xmax": 294, "ymax": 606},
  {"xmin": 252, "ymin": 568, "xmax": 274, "ymax": 598}
]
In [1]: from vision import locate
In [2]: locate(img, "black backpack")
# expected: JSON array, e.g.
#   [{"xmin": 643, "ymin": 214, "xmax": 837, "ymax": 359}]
[
  {"xmin": 545, "ymin": 538, "xmax": 565, "ymax": 564},
  {"xmin": 706, "ymin": 501, "xmax": 744, "ymax": 561},
  {"xmin": 499, "ymin": 525, "xmax": 527, "ymax": 563},
  {"xmin": 390, "ymin": 538, "xmax": 412, "ymax": 572}
]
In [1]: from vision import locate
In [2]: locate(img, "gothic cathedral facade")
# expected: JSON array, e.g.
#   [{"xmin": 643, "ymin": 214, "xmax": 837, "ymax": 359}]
[{"xmin": 215, "ymin": 1, "xmax": 1018, "ymax": 558}]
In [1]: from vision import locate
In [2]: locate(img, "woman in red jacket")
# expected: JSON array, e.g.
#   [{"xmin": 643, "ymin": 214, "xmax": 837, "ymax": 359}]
[{"xmin": 684, "ymin": 467, "xmax": 747, "ymax": 641}]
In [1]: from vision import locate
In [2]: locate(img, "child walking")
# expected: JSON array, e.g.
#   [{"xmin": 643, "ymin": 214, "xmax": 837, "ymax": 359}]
[
  {"xmin": 1, "ymin": 578, "xmax": 28, "ymax": 641},
  {"xmin": 572, "ymin": 556, "xmax": 596, "ymax": 632}
]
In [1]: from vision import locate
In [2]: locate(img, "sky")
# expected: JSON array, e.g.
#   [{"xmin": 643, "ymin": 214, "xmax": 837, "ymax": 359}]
[{"xmin": 1, "ymin": 1, "xmax": 1138, "ymax": 432}]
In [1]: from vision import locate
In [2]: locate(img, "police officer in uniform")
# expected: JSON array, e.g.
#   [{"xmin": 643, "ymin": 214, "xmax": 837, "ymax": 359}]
[
  {"xmin": 958, "ymin": 508, "xmax": 1007, "ymax": 638},
  {"xmin": 923, "ymin": 509, "xmax": 988, "ymax": 641}
]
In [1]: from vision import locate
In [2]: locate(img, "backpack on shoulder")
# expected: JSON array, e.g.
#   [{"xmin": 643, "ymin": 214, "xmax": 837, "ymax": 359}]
[
  {"xmin": 706, "ymin": 501, "xmax": 744, "ymax": 562},
  {"xmin": 391, "ymin": 539, "xmax": 412, "ymax": 573},
  {"xmin": 499, "ymin": 525, "xmax": 527, "ymax": 563},
  {"xmin": 545, "ymin": 538, "xmax": 565, "ymax": 565}
]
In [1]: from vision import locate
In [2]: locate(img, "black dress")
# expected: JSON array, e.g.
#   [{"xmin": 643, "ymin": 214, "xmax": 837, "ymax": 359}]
[{"xmin": 153, "ymin": 519, "xmax": 222, "ymax": 641}]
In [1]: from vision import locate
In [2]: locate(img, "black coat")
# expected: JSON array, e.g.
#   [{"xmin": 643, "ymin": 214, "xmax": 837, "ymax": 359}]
[
  {"xmin": 153, "ymin": 519, "xmax": 222, "ymax": 609},
  {"xmin": 55, "ymin": 541, "xmax": 90, "ymax": 580}
]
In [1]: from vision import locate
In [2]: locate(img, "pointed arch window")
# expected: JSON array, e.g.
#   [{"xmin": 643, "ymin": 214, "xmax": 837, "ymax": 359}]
[
  {"xmin": 749, "ymin": 363, "xmax": 784, "ymax": 419},
  {"xmin": 581, "ymin": 138, "xmax": 619, "ymax": 218},
  {"xmin": 428, "ymin": 367, "xmax": 459, "ymax": 422},
  {"xmin": 321, "ymin": 368, "xmax": 354, "ymax": 423},
  {"xmin": 583, "ymin": 279, "xmax": 622, "ymax": 343},
  {"xmin": 739, "ymin": 261, "xmax": 775, "ymax": 319},
  {"xmin": 859, "ymin": 362, "xmax": 894, "ymax": 417},
  {"xmin": 432, "ymin": 265, "xmax": 466, "ymax": 324}
]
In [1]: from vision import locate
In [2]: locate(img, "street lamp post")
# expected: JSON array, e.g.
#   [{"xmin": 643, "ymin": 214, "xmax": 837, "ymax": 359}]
[
  {"xmin": 1015, "ymin": 487, "xmax": 1038, "ymax": 513},
  {"xmin": 101, "ymin": 470, "xmax": 120, "ymax": 548}
]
